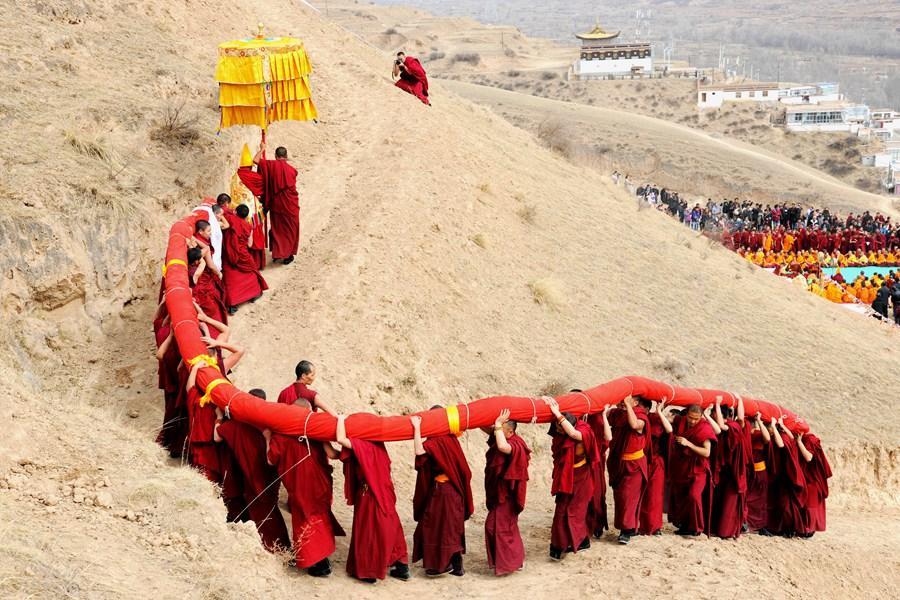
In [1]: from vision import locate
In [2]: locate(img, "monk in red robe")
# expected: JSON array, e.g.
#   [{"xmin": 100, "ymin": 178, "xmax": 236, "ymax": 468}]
[
  {"xmin": 483, "ymin": 409, "xmax": 530, "ymax": 576},
  {"xmin": 797, "ymin": 432, "xmax": 831, "ymax": 537},
  {"xmin": 393, "ymin": 52, "xmax": 430, "ymax": 105},
  {"xmin": 585, "ymin": 402, "xmax": 612, "ymax": 538},
  {"xmin": 639, "ymin": 401, "xmax": 669, "ymax": 537},
  {"xmin": 608, "ymin": 397, "xmax": 649, "ymax": 544},
  {"xmin": 411, "ymin": 412, "xmax": 474, "ymax": 576},
  {"xmin": 711, "ymin": 397, "xmax": 750, "ymax": 539},
  {"xmin": 545, "ymin": 397, "xmax": 599, "ymax": 560},
  {"xmin": 265, "ymin": 414, "xmax": 345, "ymax": 577},
  {"xmin": 745, "ymin": 412, "xmax": 772, "ymax": 534},
  {"xmin": 335, "ymin": 415, "xmax": 410, "ymax": 582},
  {"xmin": 153, "ymin": 295, "xmax": 183, "ymax": 457},
  {"xmin": 222, "ymin": 204, "xmax": 268, "ymax": 313},
  {"xmin": 187, "ymin": 244, "xmax": 227, "ymax": 331},
  {"xmin": 253, "ymin": 143, "xmax": 300, "ymax": 264},
  {"xmin": 766, "ymin": 417, "xmax": 807, "ymax": 537},
  {"xmin": 214, "ymin": 389, "xmax": 291, "ymax": 553},
  {"xmin": 658, "ymin": 404, "xmax": 717, "ymax": 536},
  {"xmin": 276, "ymin": 360, "xmax": 336, "ymax": 415},
  {"xmin": 235, "ymin": 147, "xmax": 268, "ymax": 270}
]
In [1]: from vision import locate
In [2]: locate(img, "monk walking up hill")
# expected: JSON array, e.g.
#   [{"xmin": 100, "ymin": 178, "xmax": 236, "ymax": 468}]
[
  {"xmin": 797, "ymin": 432, "xmax": 832, "ymax": 538},
  {"xmin": 335, "ymin": 415, "xmax": 410, "ymax": 583},
  {"xmin": 545, "ymin": 397, "xmax": 599, "ymax": 560},
  {"xmin": 608, "ymin": 397, "xmax": 649, "ymax": 545},
  {"xmin": 393, "ymin": 52, "xmax": 430, "ymax": 105},
  {"xmin": 639, "ymin": 399, "xmax": 669, "ymax": 537},
  {"xmin": 410, "ymin": 412, "xmax": 474, "ymax": 577},
  {"xmin": 277, "ymin": 360, "xmax": 336, "ymax": 415},
  {"xmin": 711, "ymin": 396, "xmax": 751, "ymax": 539},
  {"xmin": 767, "ymin": 417, "xmax": 807, "ymax": 537},
  {"xmin": 483, "ymin": 409, "xmax": 530, "ymax": 576},
  {"xmin": 745, "ymin": 412, "xmax": 772, "ymax": 534},
  {"xmin": 253, "ymin": 142, "xmax": 300, "ymax": 265},
  {"xmin": 585, "ymin": 401, "xmax": 612, "ymax": 539},
  {"xmin": 222, "ymin": 203, "xmax": 268, "ymax": 314}
]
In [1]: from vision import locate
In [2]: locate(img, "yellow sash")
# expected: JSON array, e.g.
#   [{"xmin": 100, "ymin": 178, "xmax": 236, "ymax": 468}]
[
  {"xmin": 753, "ymin": 461, "xmax": 766, "ymax": 472},
  {"xmin": 622, "ymin": 449, "xmax": 645, "ymax": 461}
]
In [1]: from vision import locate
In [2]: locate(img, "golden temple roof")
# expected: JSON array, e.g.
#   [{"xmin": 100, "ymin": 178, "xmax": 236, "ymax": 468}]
[{"xmin": 575, "ymin": 23, "xmax": 621, "ymax": 41}]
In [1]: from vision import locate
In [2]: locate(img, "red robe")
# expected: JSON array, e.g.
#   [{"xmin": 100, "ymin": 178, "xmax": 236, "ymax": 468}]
[
  {"xmin": 549, "ymin": 421, "xmax": 599, "ymax": 551},
  {"xmin": 800, "ymin": 434, "xmax": 831, "ymax": 534},
  {"xmin": 484, "ymin": 434, "xmax": 530, "ymax": 576},
  {"xmin": 258, "ymin": 158, "xmax": 300, "ymax": 260},
  {"xmin": 767, "ymin": 436, "xmax": 807, "ymax": 535},
  {"xmin": 608, "ymin": 407, "xmax": 650, "ymax": 532},
  {"xmin": 222, "ymin": 212, "xmax": 268, "ymax": 307},
  {"xmin": 237, "ymin": 166, "xmax": 268, "ymax": 270},
  {"xmin": 153, "ymin": 319, "xmax": 183, "ymax": 455},
  {"xmin": 342, "ymin": 439, "xmax": 408, "ymax": 580},
  {"xmin": 668, "ymin": 417, "xmax": 717, "ymax": 534},
  {"xmin": 639, "ymin": 413, "xmax": 668, "ymax": 535},
  {"xmin": 217, "ymin": 421, "xmax": 290, "ymax": 552},
  {"xmin": 277, "ymin": 382, "xmax": 317, "ymax": 408},
  {"xmin": 585, "ymin": 415, "xmax": 610, "ymax": 535},
  {"xmin": 412, "ymin": 435, "xmax": 474, "ymax": 572},
  {"xmin": 268, "ymin": 433, "xmax": 345, "ymax": 568},
  {"xmin": 395, "ymin": 57, "xmax": 430, "ymax": 105},
  {"xmin": 711, "ymin": 420, "xmax": 750, "ymax": 538},
  {"xmin": 745, "ymin": 429, "xmax": 769, "ymax": 531},
  {"xmin": 189, "ymin": 263, "xmax": 228, "ymax": 330}
]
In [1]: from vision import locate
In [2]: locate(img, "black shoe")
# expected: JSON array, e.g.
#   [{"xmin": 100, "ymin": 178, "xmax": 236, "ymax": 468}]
[
  {"xmin": 389, "ymin": 562, "xmax": 410, "ymax": 581},
  {"xmin": 758, "ymin": 528, "xmax": 774, "ymax": 537},
  {"xmin": 617, "ymin": 532, "xmax": 631, "ymax": 545},
  {"xmin": 359, "ymin": 578, "xmax": 377, "ymax": 584},
  {"xmin": 425, "ymin": 566, "xmax": 452, "ymax": 578},
  {"xmin": 593, "ymin": 527, "xmax": 605, "ymax": 539},
  {"xmin": 307, "ymin": 558, "xmax": 332, "ymax": 577},
  {"xmin": 281, "ymin": 256, "xmax": 294, "ymax": 265},
  {"xmin": 450, "ymin": 553, "xmax": 464, "ymax": 576},
  {"xmin": 227, "ymin": 306, "xmax": 238, "ymax": 315},
  {"xmin": 741, "ymin": 523, "xmax": 749, "ymax": 533},
  {"xmin": 675, "ymin": 528, "xmax": 700, "ymax": 536},
  {"xmin": 249, "ymin": 295, "xmax": 261, "ymax": 303},
  {"xmin": 549, "ymin": 546, "xmax": 563, "ymax": 561},
  {"xmin": 653, "ymin": 529, "xmax": 663, "ymax": 536},
  {"xmin": 577, "ymin": 537, "xmax": 591, "ymax": 551}
]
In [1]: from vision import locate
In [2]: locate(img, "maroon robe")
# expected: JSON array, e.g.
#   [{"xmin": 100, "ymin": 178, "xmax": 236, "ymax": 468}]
[
  {"xmin": 549, "ymin": 421, "xmax": 599, "ymax": 551},
  {"xmin": 268, "ymin": 433, "xmax": 345, "ymax": 568},
  {"xmin": 608, "ymin": 407, "xmax": 650, "ymax": 532},
  {"xmin": 585, "ymin": 415, "xmax": 610, "ymax": 535},
  {"xmin": 277, "ymin": 382, "xmax": 317, "ymax": 408},
  {"xmin": 668, "ymin": 417, "xmax": 717, "ymax": 534},
  {"xmin": 711, "ymin": 419, "xmax": 750, "ymax": 538},
  {"xmin": 222, "ymin": 211, "xmax": 268, "ymax": 307},
  {"xmin": 189, "ymin": 262, "xmax": 228, "ymax": 330},
  {"xmin": 484, "ymin": 434, "xmax": 530, "ymax": 576},
  {"xmin": 412, "ymin": 434, "xmax": 474, "ymax": 572},
  {"xmin": 746, "ymin": 428, "xmax": 770, "ymax": 531},
  {"xmin": 342, "ymin": 439, "xmax": 408, "ymax": 580},
  {"xmin": 237, "ymin": 166, "xmax": 268, "ymax": 270},
  {"xmin": 800, "ymin": 434, "xmax": 831, "ymax": 534},
  {"xmin": 217, "ymin": 420, "xmax": 290, "ymax": 552},
  {"xmin": 153, "ymin": 319, "xmax": 183, "ymax": 455},
  {"xmin": 767, "ymin": 436, "xmax": 807, "ymax": 535},
  {"xmin": 395, "ymin": 56, "xmax": 430, "ymax": 105},
  {"xmin": 258, "ymin": 157, "xmax": 300, "ymax": 260},
  {"xmin": 639, "ymin": 413, "xmax": 668, "ymax": 535}
]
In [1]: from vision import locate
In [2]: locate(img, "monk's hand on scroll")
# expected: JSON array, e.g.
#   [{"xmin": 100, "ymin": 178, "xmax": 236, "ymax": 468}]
[
  {"xmin": 410, "ymin": 415, "xmax": 422, "ymax": 430},
  {"xmin": 495, "ymin": 409, "xmax": 510, "ymax": 429},
  {"xmin": 715, "ymin": 395, "xmax": 723, "ymax": 406},
  {"xmin": 544, "ymin": 397, "xmax": 561, "ymax": 418}
]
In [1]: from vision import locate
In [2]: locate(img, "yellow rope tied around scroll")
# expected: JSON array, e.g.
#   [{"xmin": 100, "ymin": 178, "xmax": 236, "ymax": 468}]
[
  {"xmin": 187, "ymin": 354, "xmax": 221, "ymax": 371},
  {"xmin": 200, "ymin": 378, "xmax": 230, "ymax": 407},
  {"xmin": 161, "ymin": 258, "xmax": 187, "ymax": 277},
  {"xmin": 446, "ymin": 405, "xmax": 461, "ymax": 436}
]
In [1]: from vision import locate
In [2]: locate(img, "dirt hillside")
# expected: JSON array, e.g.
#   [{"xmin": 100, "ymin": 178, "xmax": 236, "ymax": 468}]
[{"xmin": 1, "ymin": 0, "xmax": 899, "ymax": 598}]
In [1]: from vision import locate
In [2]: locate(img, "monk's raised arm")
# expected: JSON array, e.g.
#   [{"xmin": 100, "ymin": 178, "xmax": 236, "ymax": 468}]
[
  {"xmin": 756, "ymin": 413, "xmax": 771, "ymax": 443},
  {"xmin": 769, "ymin": 417, "xmax": 784, "ymax": 448},
  {"xmin": 411, "ymin": 416, "xmax": 425, "ymax": 456},
  {"xmin": 493, "ymin": 409, "xmax": 512, "ymax": 454},
  {"xmin": 714, "ymin": 396, "xmax": 727, "ymax": 430},
  {"xmin": 704, "ymin": 406, "xmax": 722, "ymax": 435},
  {"xmin": 624, "ymin": 396, "xmax": 645, "ymax": 432},
  {"xmin": 335, "ymin": 415, "xmax": 352, "ymax": 449},
  {"xmin": 796, "ymin": 433, "xmax": 813, "ymax": 462},
  {"xmin": 155, "ymin": 329, "xmax": 174, "ymax": 361},
  {"xmin": 601, "ymin": 404, "xmax": 613, "ymax": 442},
  {"xmin": 657, "ymin": 399, "xmax": 673, "ymax": 434}
]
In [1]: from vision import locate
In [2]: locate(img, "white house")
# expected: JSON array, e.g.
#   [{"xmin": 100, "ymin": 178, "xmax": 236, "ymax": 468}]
[
  {"xmin": 572, "ymin": 23, "xmax": 653, "ymax": 80},
  {"xmin": 777, "ymin": 83, "xmax": 842, "ymax": 105},
  {"xmin": 869, "ymin": 109, "xmax": 900, "ymax": 141},
  {"xmin": 784, "ymin": 102, "xmax": 869, "ymax": 133},
  {"xmin": 697, "ymin": 81, "xmax": 842, "ymax": 109}
]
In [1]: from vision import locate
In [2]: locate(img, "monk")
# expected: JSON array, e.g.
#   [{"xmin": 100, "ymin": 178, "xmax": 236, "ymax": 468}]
[
  {"xmin": 545, "ymin": 397, "xmax": 599, "ymax": 560},
  {"xmin": 277, "ymin": 360, "xmax": 336, "ymax": 415},
  {"xmin": 265, "ymin": 414, "xmax": 345, "ymax": 576},
  {"xmin": 222, "ymin": 204, "xmax": 268, "ymax": 314},
  {"xmin": 711, "ymin": 396, "xmax": 750, "ymax": 539},
  {"xmin": 393, "ymin": 52, "xmax": 430, "ymax": 105},
  {"xmin": 187, "ymin": 244, "xmax": 228, "ymax": 330},
  {"xmin": 797, "ymin": 432, "xmax": 832, "ymax": 537},
  {"xmin": 585, "ymin": 400, "xmax": 612, "ymax": 538},
  {"xmin": 153, "ymin": 294, "xmax": 182, "ymax": 457},
  {"xmin": 766, "ymin": 417, "xmax": 807, "ymax": 537},
  {"xmin": 745, "ymin": 412, "xmax": 772, "ymax": 534},
  {"xmin": 639, "ymin": 399, "xmax": 669, "ymax": 537},
  {"xmin": 483, "ymin": 409, "xmax": 530, "ymax": 576},
  {"xmin": 215, "ymin": 388, "xmax": 291, "ymax": 553},
  {"xmin": 608, "ymin": 397, "xmax": 649, "ymax": 544},
  {"xmin": 335, "ymin": 415, "xmax": 410, "ymax": 582},
  {"xmin": 253, "ymin": 142, "xmax": 300, "ymax": 265},
  {"xmin": 658, "ymin": 404, "xmax": 717, "ymax": 536},
  {"xmin": 410, "ymin": 412, "xmax": 474, "ymax": 577},
  {"xmin": 234, "ymin": 144, "xmax": 268, "ymax": 270}
]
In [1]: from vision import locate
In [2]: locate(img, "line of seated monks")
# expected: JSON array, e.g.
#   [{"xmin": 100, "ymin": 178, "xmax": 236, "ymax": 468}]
[{"xmin": 152, "ymin": 313, "xmax": 833, "ymax": 583}]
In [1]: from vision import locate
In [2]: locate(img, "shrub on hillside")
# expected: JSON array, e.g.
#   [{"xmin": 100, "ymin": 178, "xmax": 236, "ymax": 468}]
[
  {"xmin": 427, "ymin": 51, "xmax": 446, "ymax": 61},
  {"xmin": 451, "ymin": 52, "xmax": 481, "ymax": 66},
  {"xmin": 150, "ymin": 100, "xmax": 199, "ymax": 147},
  {"xmin": 541, "ymin": 71, "xmax": 558, "ymax": 80}
]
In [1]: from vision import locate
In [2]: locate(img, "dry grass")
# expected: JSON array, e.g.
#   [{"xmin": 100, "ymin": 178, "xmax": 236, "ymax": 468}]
[
  {"xmin": 517, "ymin": 204, "xmax": 537, "ymax": 224},
  {"xmin": 470, "ymin": 233, "xmax": 488, "ymax": 248},
  {"xmin": 149, "ymin": 99, "xmax": 199, "ymax": 147},
  {"xmin": 538, "ymin": 378, "xmax": 571, "ymax": 397},
  {"xmin": 64, "ymin": 128, "xmax": 115, "ymax": 164},
  {"xmin": 477, "ymin": 181, "xmax": 491, "ymax": 194},
  {"xmin": 527, "ymin": 278, "xmax": 566, "ymax": 310}
]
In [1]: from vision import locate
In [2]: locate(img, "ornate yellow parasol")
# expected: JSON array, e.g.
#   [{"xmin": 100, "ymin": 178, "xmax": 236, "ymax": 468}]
[{"xmin": 215, "ymin": 24, "xmax": 318, "ymax": 131}]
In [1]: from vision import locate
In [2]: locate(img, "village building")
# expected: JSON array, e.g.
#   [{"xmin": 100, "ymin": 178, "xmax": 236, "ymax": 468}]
[
  {"xmin": 783, "ymin": 101, "xmax": 869, "ymax": 133},
  {"xmin": 697, "ymin": 81, "xmax": 841, "ymax": 109},
  {"xmin": 571, "ymin": 22, "xmax": 653, "ymax": 80},
  {"xmin": 868, "ymin": 109, "xmax": 900, "ymax": 141}
]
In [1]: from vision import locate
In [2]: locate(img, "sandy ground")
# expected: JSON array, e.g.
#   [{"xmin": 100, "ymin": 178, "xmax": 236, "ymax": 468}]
[{"xmin": 1, "ymin": 0, "xmax": 900, "ymax": 598}]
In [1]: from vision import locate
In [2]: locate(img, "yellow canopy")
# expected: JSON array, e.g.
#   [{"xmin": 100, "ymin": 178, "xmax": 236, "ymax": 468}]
[
  {"xmin": 575, "ymin": 23, "xmax": 621, "ymax": 41},
  {"xmin": 216, "ymin": 29, "xmax": 318, "ymax": 130}
]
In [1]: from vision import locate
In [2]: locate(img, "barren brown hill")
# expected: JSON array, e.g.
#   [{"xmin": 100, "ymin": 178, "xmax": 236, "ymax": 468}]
[{"xmin": 1, "ymin": 1, "xmax": 899, "ymax": 598}]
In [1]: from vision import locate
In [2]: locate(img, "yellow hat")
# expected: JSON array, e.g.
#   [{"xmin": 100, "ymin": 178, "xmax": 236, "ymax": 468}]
[{"xmin": 239, "ymin": 143, "xmax": 253, "ymax": 168}]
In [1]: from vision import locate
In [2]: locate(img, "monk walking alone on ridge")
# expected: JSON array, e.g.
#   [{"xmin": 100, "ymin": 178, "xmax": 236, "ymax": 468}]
[
  {"xmin": 335, "ymin": 415, "xmax": 410, "ymax": 583},
  {"xmin": 410, "ymin": 411, "xmax": 474, "ymax": 577},
  {"xmin": 545, "ymin": 397, "xmax": 600, "ymax": 560},
  {"xmin": 483, "ymin": 409, "xmax": 530, "ymax": 576},
  {"xmin": 253, "ymin": 142, "xmax": 300, "ymax": 265}
]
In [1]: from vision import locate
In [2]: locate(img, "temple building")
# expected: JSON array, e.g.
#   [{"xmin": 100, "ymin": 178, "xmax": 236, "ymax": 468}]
[{"xmin": 571, "ymin": 22, "xmax": 653, "ymax": 80}]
